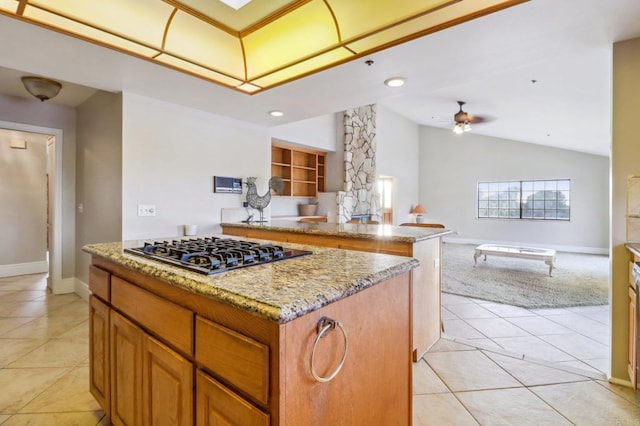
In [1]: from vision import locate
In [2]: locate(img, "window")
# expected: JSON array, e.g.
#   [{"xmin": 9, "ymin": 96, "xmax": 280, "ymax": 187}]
[{"xmin": 477, "ymin": 179, "xmax": 570, "ymax": 221}]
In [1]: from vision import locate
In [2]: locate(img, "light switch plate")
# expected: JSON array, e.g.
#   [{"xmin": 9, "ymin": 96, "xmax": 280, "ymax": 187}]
[{"xmin": 138, "ymin": 204, "xmax": 156, "ymax": 217}]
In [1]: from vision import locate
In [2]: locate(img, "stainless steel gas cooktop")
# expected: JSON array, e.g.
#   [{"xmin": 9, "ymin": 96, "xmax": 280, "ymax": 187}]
[{"xmin": 125, "ymin": 236, "xmax": 312, "ymax": 275}]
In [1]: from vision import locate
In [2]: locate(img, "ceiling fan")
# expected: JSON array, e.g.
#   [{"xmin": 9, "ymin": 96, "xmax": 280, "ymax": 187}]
[{"xmin": 452, "ymin": 101, "xmax": 492, "ymax": 134}]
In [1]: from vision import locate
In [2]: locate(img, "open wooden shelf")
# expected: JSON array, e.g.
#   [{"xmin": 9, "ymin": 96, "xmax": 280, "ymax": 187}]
[{"xmin": 271, "ymin": 141, "xmax": 326, "ymax": 198}]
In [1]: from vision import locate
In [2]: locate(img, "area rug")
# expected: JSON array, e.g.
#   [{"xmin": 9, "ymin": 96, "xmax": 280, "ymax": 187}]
[{"xmin": 441, "ymin": 243, "xmax": 609, "ymax": 308}]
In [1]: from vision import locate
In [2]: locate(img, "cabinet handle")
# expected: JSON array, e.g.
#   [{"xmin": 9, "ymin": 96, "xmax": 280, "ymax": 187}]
[{"xmin": 309, "ymin": 317, "xmax": 348, "ymax": 383}]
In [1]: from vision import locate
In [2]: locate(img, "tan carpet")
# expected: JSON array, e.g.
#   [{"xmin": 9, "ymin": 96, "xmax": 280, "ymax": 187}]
[{"xmin": 442, "ymin": 243, "xmax": 609, "ymax": 308}]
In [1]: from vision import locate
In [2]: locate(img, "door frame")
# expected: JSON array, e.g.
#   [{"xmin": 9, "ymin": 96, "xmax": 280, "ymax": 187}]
[{"xmin": 0, "ymin": 120, "xmax": 64, "ymax": 293}]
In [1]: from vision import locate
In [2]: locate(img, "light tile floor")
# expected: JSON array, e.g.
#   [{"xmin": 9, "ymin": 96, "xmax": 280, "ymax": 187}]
[
  {"xmin": 0, "ymin": 273, "xmax": 106, "ymax": 425},
  {"xmin": 1, "ymin": 273, "xmax": 638, "ymax": 425},
  {"xmin": 415, "ymin": 338, "xmax": 640, "ymax": 425},
  {"xmin": 442, "ymin": 292, "xmax": 612, "ymax": 376}
]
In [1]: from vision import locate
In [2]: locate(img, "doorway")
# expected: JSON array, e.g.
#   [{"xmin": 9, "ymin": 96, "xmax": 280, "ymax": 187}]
[
  {"xmin": 0, "ymin": 121, "xmax": 64, "ymax": 293},
  {"xmin": 378, "ymin": 175, "xmax": 394, "ymax": 224}
]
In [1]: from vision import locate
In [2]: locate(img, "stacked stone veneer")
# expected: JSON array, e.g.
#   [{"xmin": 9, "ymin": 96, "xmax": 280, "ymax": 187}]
[{"xmin": 337, "ymin": 105, "xmax": 381, "ymax": 223}]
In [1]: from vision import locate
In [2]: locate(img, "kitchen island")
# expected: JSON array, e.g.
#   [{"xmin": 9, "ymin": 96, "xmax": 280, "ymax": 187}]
[
  {"xmin": 84, "ymin": 237, "xmax": 418, "ymax": 425},
  {"xmin": 221, "ymin": 220, "xmax": 452, "ymax": 360}
]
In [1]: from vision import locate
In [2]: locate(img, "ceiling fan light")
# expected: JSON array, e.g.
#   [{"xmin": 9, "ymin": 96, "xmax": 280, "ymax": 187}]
[
  {"xmin": 453, "ymin": 123, "xmax": 464, "ymax": 134},
  {"xmin": 463, "ymin": 122, "xmax": 472, "ymax": 132},
  {"xmin": 21, "ymin": 76, "xmax": 62, "ymax": 102}
]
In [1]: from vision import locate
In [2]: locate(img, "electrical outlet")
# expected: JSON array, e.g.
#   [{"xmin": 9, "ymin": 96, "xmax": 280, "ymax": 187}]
[{"xmin": 138, "ymin": 204, "xmax": 156, "ymax": 217}]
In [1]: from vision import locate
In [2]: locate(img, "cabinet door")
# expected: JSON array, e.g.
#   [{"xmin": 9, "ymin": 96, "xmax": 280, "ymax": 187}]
[
  {"xmin": 89, "ymin": 295, "xmax": 110, "ymax": 416},
  {"xmin": 142, "ymin": 334, "xmax": 194, "ymax": 426},
  {"xmin": 629, "ymin": 287, "xmax": 637, "ymax": 390},
  {"xmin": 196, "ymin": 370, "xmax": 269, "ymax": 426},
  {"xmin": 111, "ymin": 311, "xmax": 143, "ymax": 426}
]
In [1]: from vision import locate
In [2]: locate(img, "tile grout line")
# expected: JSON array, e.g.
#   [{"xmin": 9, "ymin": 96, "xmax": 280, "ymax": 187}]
[
  {"xmin": 420, "ymin": 354, "xmax": 482, "ymax": 424},
  {"xmin": 447, "ymin": 295, "xmax": 610, "ymax": 377}
]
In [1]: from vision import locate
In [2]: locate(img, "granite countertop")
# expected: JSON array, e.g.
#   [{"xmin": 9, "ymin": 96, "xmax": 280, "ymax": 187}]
[
  {"xmin": 83, "ymin": 236, "xmax": 418, "ymax": 324},
  {"xmin": 626, "ymin": 242, "xmax": 640, "ymax": 257},
  {"xmin": 221, "ymin": 220, "xmax": 452, "ymax": 243}
]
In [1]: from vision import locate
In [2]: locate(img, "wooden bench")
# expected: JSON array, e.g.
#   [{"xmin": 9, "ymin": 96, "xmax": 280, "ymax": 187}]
[{"xmin": 473, "ymin": 244, "xmax": 556, "ymax": 277}]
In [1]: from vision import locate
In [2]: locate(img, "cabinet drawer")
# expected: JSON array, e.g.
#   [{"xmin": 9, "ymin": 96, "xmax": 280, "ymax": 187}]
[
  {"xmin": 111, "ymin": 277, "xmax": 193, "ymax": 356},
  {"xmin": 195, "ymin": 316, "xmax": 269, "ymax": 406},
  {"xmin": 89, "ymin": 265, "xmax": 111, "ymax": 302},
  {"xmin": 196, "ymin": 370, "xmax": 269, "ymax": 426}
]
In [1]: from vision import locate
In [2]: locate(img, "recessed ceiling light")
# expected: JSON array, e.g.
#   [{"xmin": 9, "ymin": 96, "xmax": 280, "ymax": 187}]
[
  {"xmin": 384, "ymin": 77, "xmax": 405, "ymax": 88},
  {"xmin": 269, "ymin": 110, "xmax": 284, "ymax": 117}
]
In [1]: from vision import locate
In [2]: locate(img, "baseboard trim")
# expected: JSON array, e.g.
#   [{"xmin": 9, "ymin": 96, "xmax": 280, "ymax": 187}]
[
  {"xmin": 608, "ymin": 377, "xmax": 633, "ymax": 388},
  {"xmin": 443, "ymin": 237, "xmax": 609, "ymax": 255},
  {"xmin": 74, "ymin": 278, "xmax": 90, "ymax": 301},
  {"xmin": 51, "ymin": 277, "xmax": 75, "ymax": 294},
  {"xmin": 0, "ymin": 261, "xmax": 48, "ymax": 278}
]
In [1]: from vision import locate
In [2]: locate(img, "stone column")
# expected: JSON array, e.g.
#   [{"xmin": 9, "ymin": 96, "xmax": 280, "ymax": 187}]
[{"xmin": 338, "ymin": 104, "xmax": 381, "ymax": 223}]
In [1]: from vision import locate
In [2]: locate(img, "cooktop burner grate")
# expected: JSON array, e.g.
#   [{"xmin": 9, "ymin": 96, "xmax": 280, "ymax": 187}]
[{"xmin": 124, "ymin": 236, "xmax": 312, "ymax": 275}]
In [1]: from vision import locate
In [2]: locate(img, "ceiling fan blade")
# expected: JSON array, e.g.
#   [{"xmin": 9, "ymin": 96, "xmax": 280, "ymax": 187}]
[{"xmin": 467, "ymin": 114, "xmax": 495, "ymax": 124}]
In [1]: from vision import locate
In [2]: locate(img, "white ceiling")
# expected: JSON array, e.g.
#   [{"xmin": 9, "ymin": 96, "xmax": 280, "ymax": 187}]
[{"xmin": 0, "ymin": 0, "xmax": 639, "ymax": 157}]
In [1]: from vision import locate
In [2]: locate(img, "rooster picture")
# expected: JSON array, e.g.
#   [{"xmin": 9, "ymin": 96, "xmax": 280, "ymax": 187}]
[{"xmin": 245, "ymin": 176, "xmax": 284, "ymax": 222}]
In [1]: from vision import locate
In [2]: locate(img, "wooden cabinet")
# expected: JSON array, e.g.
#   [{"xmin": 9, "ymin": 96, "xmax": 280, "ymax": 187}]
[
  {"xmin": 222, "ymin": 224, "xmax": 443, "ymax": 360},
  {"xmin": 110, "ymin": 311, "xmax": 143, "ymax": 426},
  {"xmin": 628, "ymin": 286, "xmax": 637, "ymax": 389},
  {"xmin": 89, "ymin": 295, "xmax": 110, "ymax": 416},
  {"xmin": 628, "ymin": 257, "xmax": 638, "ymax": 390},
  {"xmin": 89, "ymin": 255, "xmax": 411, "ymax": 425},
  {"xmin": 280, "ymin": 273, "xmax": 410, "ymax": 425},
  {"xmin": 196, "ymin": 370, "xmax": 269, "ymax": 426},
  {"xmin": 142, "ymin": 335, "xmax": 194, "ymax": 426},
  {"xmin": 89, "ymin": 268, "xmax": 196, "ymax": 426},
  {"xmin": 271, "ymin": 141, "xmax": 325, "ymax": 197},
  {"xmin": 195, "ymin": 316, "xmax": 269, "ymax": 407},
  {"xmin": 628, "ymin": 254, "xmax": 639, "ymax": 390},
  {"xmin": 109, "ymin": 311, "xmax": 194, "ymax": 426}
]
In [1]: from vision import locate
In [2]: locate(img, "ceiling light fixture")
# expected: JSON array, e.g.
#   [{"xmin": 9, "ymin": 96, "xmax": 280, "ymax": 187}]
[
  {"xmin": 384, "ymin": 77, "xmax": 405, "ymax": 88},
  {"xmin": 0, "ymin": 1, "xmax": 523, "ymax": 94},
  {"xmin": 21, "ymin": 76, "xmax": 62, "ymax": 102},
  {"xmin": 452, "ymin": 101, "xmax": 473, "ymax": 134},
  {"xmin": 269, "ymin": 110, "xmax": 284, "ymax": 117},
  {"xmin": 218, "ymin": 0, "xmax": 253, "ymax": 10},
  {"xmin": 453, "ymin": 122, "xmax": 472, "ymax": 134}
]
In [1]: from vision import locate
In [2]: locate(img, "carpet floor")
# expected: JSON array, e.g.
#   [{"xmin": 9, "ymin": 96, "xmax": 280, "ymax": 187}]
[{"xmin": 441, "ymin": 243, "xmax": 609, "ymax": 308}]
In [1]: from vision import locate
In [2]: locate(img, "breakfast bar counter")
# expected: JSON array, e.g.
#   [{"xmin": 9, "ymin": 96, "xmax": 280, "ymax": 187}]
[
  {"xmin": 83, "ymin": 236, "xmax": 417, "ymax": 425},
  {"xmin": 221, "ymin": 220, "xmax": 450, "ymax": 247},
  {"xmin": 221, "ymin": 220, "xmax": 452, "ymax": 361}
]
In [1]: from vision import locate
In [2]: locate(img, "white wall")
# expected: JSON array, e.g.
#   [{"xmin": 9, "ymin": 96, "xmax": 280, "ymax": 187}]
[
  {"xmin": 377, "ymin": 105, "xmax": 420, "ymax": 225},
  {"xmin": 269, "ymin": 114, "xmax": 339, "ymax": 152},
  {"xmin": 121, "ymin": 93, "xmax": 270, "ymax": 239},
  {"xmin": 75, "ymin": 91, "xmax": 123, "ymax": 284},
  {"xmin": 419, "ymin": 126, "xmax": 609, "ymax": 253},
  {"xmin": 0, "ymin": 131, "xmax": 47, "ymax": 271},
  {"xmin": 269, "ymin": 113, "xmax": 342, "ymax": 216},
  {"xmin": 0, "ymin": 94, "xmax": 76, "ymax": 278}
]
